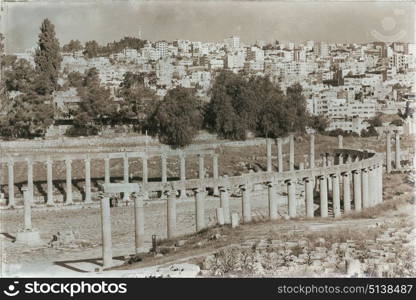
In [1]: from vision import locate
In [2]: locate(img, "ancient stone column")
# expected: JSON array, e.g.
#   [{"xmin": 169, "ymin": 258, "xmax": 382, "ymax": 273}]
[
  {"xmin": 198, "ymin": 154, "xmax": 204, "ymax": 180},
  {"xmin": 305, "ymin": 177, "xmax": 314, "ymax": 218},
  {"xmin": 322, "ymin": 155, "xmax": 327, "ymax": 168},
  {"xmin": 395, "ymin": 131, "xmax": 401, "ymax": 170},
  {"xmin": 195, "ymin": 188, "xmax": 205, "ymax": 232},
  {"xmin": 361, "ymin": 168, "xmax": 369, "ymax": 209},
  {"xmin": 338, "ymin": 154, "xmax": 343, "ymax": 165},
  {"xmin": 85, "ymin": 157, "xmax": 92, "ymax": 203},
  {"xmin": 289, "ymin": 135, "xmax": 295, "ymax": 171},
  {"xmin": 123, "ymin": 155, "xmax": 129, "ymax": 201},
  {"xmin": 319, "ymin": 176, "xmax": 328, "ymax": 217},
  {"xmin": 378, "ymin": 165, "xmax": 383, "ymax": 204},
  {"xmin": 216, "ymin": 208, "xmax": 225, "ymax": 226},
  {"xmin": 267, "ymin": 182, "xmax": 278, "ymax": 220},
  {"xmin": 338, "ymin": 135, "xmax": 343, "ymax": 148},
  {"xmin": 346, "ymin": 155, "xmax": 352, "ymax": 164},
  {"xmin": 104, "ymin": 156, "xmax": 110, "ymax": 184},
  {"xmin": 212, "ymin": 154, "xmax": 219, "ymax": 195},
  {"xmin": 26, "ymin": 158, "xmax": 34, "ymax": 203},
  {"xmin": 277, "ymin": 138, "xmax": 283, "ymax": 172},
  {"xmin": 325, "ymin": 157, "xmax": 332, "ymax": 192},
  {"xmin": 179, "ymin": 153, "xmax": 186, "ymax": 198},
  {"xmin": 332, "ymin": 174, "xmax": 341, "ymax": 217},
  {"xmin": 123, "ymin": 155, "xmax": 129, "ymax": 183},
  {"xmin": 241, "ymin": 185, "xmax": 252, "ymax": 223},
  {"xmin": 134, "ymin": 193, "xmax": 145, "ymax": 253},
  {"xmin": 65, "ymin": 159, "xmax": 73, "ymax": 204},
  {"xmin": 167, "ymin": 189, "xmax": 177, "ymax": 239},
  {"xmin": 100, "ymin": 194, "xmax": 112, "ymax": 268},
  {"xmin": 368, "ymin": 167, "xmax": 376, "ymax": 207},
  {"xmin": 287, "ymin": 179, "xmax": 296, "ymax": 218},
  {"xmin": 46, "ymin": 159, "xmax": 54, "ymax": 206},
  {"xmin": 161, "ymin": 154, "xmax": 167, "ymax": 183},
  {"xmin": 353, "ymin": 170, "xmax": 362, "ymax": 212},
  {"xmin": 7, "ymin": 159, "xmax": 14, "ymax": 207},
  {"xmin": 23, "ymin": 188, "xmax": 32, "ymax": 230},
  {"xmin": 220, "ymin": 187, "xmax": 231, "ymax": 224},
  {"xmin": 142, "ymin": 156, "xmax": 148, "ymax": 184},
  {"xmin": 299, "ymin": 162, "xmax": 304, "ymax": 170},
  {"xmin": 342, "ymin": 173, "xmax": 351, "ymax": 213},
  {"xmin": 309, "ymin": 134, "xmax": 315, "ymax": 168},
  {"xmin": 266, "ymin": 138, "xmax": 272, "ymax": 172},
  {"xmin": 386, "ymin": 131, "xmax": 392, "ymax": 173}
]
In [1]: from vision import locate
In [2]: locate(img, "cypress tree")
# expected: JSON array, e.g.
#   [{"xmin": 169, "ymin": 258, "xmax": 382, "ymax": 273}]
[{"xmin": 34, "ymin": 19, "xmax": 62, "ymax": 95}]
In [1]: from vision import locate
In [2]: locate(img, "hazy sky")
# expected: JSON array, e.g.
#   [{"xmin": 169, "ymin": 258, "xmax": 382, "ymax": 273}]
[{"xmin": 2, "ymin": 0, "xmax": 415, "ymax": 53}]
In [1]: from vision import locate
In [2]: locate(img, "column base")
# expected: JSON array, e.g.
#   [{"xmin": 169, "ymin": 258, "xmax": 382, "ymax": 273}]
[{"xmin": 15, "ymin": 230, "xmax": 43, "ymax": 246}]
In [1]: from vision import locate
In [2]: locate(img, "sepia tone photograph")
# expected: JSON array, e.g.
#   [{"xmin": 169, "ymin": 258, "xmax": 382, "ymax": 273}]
[{"xmin": 0, "ymin": 0, "xmax": 415, "ymax": 283}]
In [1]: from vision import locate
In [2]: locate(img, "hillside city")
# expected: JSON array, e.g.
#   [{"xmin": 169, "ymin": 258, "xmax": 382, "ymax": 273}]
[{"xmin": 1, "ymin": 23, "xmax": 415, "ymax": 144}]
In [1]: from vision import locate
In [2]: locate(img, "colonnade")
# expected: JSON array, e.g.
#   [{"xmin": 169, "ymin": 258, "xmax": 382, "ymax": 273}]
[{"xmin": 0, "ymin": 151, "xmax": 218, "ymax": 207}]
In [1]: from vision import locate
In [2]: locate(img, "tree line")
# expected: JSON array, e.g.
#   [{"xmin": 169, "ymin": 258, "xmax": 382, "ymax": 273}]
[{"xmin": 0, "ymin": 19, "xmax": 325, "ymax": 147}]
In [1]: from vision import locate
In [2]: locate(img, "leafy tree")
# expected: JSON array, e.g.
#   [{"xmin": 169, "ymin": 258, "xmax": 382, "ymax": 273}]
[
  {"xmin": 285, "ymin": 83, "xmax": 308, "ymax": 133},
  {"xmin": 204, "ymin": 70, "xmax": 255, "ymax": 139},
  {"xmin": 0, "ymin": 93, "xmax": 54, "ymax": 139},
  {"xmin": 34, "ymin": 19, "xmax": 62, "ymax": 95},
  {"xmin": 308, "ymin": 115, "xmax": 329, "ymax": 133},
  {"xmin": 83, "ymin": 40, "xmax": 100, "ymax": 58},
  {"xmin": 62, "ymin": 39, "xmax": 83, "ymax": 52},
  {"xmin": 205, "ymin": 72, "xmax": 309, "ymax": 140},
  {"xmin": 146, "ymin": 87, "xmax": 202, "ymax": 148},
  {"xmin": 117, "ymin": 71, "xmax": 156, "ymax": 122},
  {"xmin": 67, "ymin": 71, "xmax": 84, "ymax": 88},
  {"xmin": 367, "ymin": 115, "xmax": 382, "ymax": 127},
  {"xmin": 4, "ymin": 59, "xmax": 36, "ymax": 93},
  {"xmin": 360, "ymin": 127, "xmax": 378, "ymax": 137},
  {"xmin": 76, "ymin": 68, "xmax": 117, "ymax": 127},
  {"xmin": 390, "ymin": 119, "xmax": 404, "ymax": 126}
]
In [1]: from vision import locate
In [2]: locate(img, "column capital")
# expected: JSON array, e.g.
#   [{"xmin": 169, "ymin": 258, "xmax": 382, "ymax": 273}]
[
  {"xmin": 219, "ymin": 186, "xmax": 230, "ymax": 192},
  {"xmin": 46, "ymin": 158, "xmax": 53, "ymax": 165},
  {"xmin": 65, "ymin": 158, "xmax": 72, "ymax": 164},
  {"xmin": 161, "ymin": 152, "xmax": 167, "ymax": 159},
  {"xmin": 7, "ymin": 158, "xmax": 14, "ymax": 165},
  {"xmin": 303, "ymin": 177, "xmax": 312, "ymax": 182},
  {"xmin": 25, "ymin": 157, "xmax": 33, "ymax": 164},
  {"xmin": 285, "ymin": 178, "xmax": 294, "ymax": 185},
  {"xmin": 267, "ymin": 180, "xmax": 278, "ymax": 187}
]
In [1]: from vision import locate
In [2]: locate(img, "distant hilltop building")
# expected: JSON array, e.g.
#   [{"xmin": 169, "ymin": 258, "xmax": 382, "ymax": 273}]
[{"xmin": 224, "ymin": 35, "xmax": 241, "ymax": 50}]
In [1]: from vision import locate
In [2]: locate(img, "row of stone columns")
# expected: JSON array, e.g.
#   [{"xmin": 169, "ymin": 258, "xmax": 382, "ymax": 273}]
[
  {"xmin": 267, "ymin": 135, "xmax": 309, "ymax": 172},
  {"xmin": 266, "ymin": 134, "xmax": 345, "ymax": 172},
  {"xmin": 97, "ymin": 162, "xmax": 384, "ymax": 268},
  {"xmin": 3, "ymin": 151, "xmax": 220, "ymax": 206}
]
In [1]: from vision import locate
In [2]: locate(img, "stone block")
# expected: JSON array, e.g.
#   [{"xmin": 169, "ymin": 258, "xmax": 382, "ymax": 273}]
[
  {"xmin": 231, "ymin": 213, "xmax": 239, "ymax": 228},
  {"xmin": 216, "ymin": 207, "xmax": 225, "ymax": 226},
  {"xmin": 15, "ymin": 230, "xmax": 43, "ymax": 246}
]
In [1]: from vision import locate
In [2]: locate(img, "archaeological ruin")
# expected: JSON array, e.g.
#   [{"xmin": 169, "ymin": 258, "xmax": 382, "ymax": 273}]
[{"xmin": 0, "ymin": 131, "xmax": 405, "ymax": 268}]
